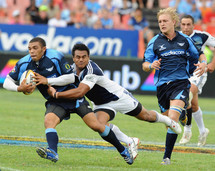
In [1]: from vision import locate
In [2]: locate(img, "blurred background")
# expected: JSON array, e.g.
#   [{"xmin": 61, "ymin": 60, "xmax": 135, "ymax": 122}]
[{"xmin": 1, "ymin": 0, "xmax": 215, "ymax": 97}]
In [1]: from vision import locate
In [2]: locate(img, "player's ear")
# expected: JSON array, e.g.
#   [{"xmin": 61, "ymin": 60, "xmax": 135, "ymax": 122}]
[{"xmin": 42, "ymin": 46, "xmax": 46, "ymax": 53}]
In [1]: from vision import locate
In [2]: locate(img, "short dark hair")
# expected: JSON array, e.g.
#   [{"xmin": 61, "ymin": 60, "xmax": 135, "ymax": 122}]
[
  {"xmin": 180, "ymin": 15, "xmax": 194, "ymax": 24},
  {"xmin": 72, "ymin": 43, "xmax": 90, "ymax": 57},
  {"xmin": 29, "ymin": 37, "xmax": 46, "ymax": 47}
]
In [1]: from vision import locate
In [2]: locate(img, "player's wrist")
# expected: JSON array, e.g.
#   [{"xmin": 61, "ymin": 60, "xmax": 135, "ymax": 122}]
[
  {"xmin": 149, "ymin": 63, "xmax": 152, "ymax": 70},
  {"xmin": 54, "ymin": 91, "xmax": 59, "ymax": 99},
  {"xmin": 201, "ymin": 60, "xmax": 207, "ymax": 64}
]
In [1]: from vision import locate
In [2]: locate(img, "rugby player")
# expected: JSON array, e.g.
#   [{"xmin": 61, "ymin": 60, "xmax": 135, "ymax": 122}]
[
  {"xmin": 142, "ymin": 8, "xmax": 207, "ymax": 165},
  {"xmin": 46, "ymin": 43, "xmax": 182, "ymax": 160},
  {"xmin": 179, "ymin": 14, "xmax": 215, "ymax": 146},
  {"xmin": 3, "ymin": 37, "xmax": 134, "ymax": 165}
]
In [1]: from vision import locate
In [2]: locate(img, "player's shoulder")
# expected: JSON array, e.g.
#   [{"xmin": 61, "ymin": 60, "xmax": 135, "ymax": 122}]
[
  {"xmin": 45, "ymin": 49, "xmax": 64, "ymax": 60},
  {"xmin": 178, "ymin": 31, "xmax": 190, "ymax": 39},
  {"xmin": 17, "ymin": 54, "xmax": 32, "ymax": 65},
  {"xmin": 146, "ymin": 34, "xmax": 160, "ymax": 48},
  {"xmin": 193, "ymin": 29, "xmax": 210, "ymax": 36},
  {"xmin": 86, "ymin": 60, "xmax": 103, "ymax": 76}
]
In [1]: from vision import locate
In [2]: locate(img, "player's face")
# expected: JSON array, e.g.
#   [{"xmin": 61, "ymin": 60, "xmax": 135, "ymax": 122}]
[
  {"xmin": 73, "ymin": 50, "xmax": 89, "ymax": 70},
  {"xmin": 28, "ymin": 42, "xmax": 46, "ymax": 62},
  {"xmin": 180, "ymin": 18, "xmax": 194, "ymax": 36},
  {"xmin": 158, "ymin": 14, "xmax": 175, "ymax": 35}
]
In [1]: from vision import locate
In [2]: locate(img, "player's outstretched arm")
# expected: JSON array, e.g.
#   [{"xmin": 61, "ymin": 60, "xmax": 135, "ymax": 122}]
[
  {"xmin": 207, "ymin": 54, "xmax": 215, "ymax": 73},
  {"xmin": 194, "ymin": 54, "xmax": 207, "ymax": 76},
  {"xmin": 33, "ymin": 73, "xmax": 76, "ymax": 86},
  {"xmin": 48, "ymin": 83, "xmax": 90, "ymax": 99}
]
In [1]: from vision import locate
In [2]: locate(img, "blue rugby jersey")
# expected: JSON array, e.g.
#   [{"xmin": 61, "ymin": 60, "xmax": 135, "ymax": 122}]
[
  {"xmin": 144, "ymin": 31, "xmax": 202, "ymax": 87},
  {"xmin": 9, "ymin": 49, "xmax": 78, "ymax": 100},
  {"xmin": 72, "ymin": 60, "xmax": 127, "ymax": 105}
]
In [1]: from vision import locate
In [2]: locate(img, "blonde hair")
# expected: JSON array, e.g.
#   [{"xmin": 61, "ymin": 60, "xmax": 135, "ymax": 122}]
[{"xmin": 157, "ymin": 7, "xmax": 179, "ymax": 28}]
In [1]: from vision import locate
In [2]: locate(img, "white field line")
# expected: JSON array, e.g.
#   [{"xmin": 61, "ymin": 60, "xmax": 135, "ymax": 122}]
[{"xmin": 0, "ymin": 166, "xmax": 22, "ymax": 171}]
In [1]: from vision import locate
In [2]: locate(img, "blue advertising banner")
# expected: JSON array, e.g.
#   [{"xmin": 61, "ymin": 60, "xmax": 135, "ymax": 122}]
[{"xmin": 0, "ymin": 24, "xmax": 139, "ymax": 57}]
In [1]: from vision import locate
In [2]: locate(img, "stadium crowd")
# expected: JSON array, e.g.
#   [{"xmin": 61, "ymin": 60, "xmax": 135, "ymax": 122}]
[
  {"xmin": 1, "ymin": 0, "xmax": 215, "ymax": 47},
  {"xmin": 0, "ymin": 0, "xmax": 214, "ymax": 29}
]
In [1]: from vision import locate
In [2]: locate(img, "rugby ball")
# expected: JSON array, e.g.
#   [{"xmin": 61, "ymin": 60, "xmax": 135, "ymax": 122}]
[{"xmin": 19, "ymin": 70, "xmax": 36, "ymax": 95}]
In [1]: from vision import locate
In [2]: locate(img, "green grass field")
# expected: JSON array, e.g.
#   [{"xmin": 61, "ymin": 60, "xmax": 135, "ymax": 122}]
[{"xmin": 0, "ymin": 88, "xmax": 215, "ymax": 170}]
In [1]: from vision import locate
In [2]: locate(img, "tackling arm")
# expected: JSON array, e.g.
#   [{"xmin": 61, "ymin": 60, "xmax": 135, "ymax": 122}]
[
  {"xmin": 207, "ymin": 52, "xmax": 215, "ymax": 73},
  {"xmin": 34, "ymin": 73, "xmax": 76, "ymax": 86},
  {"xmin": 48, "ymin": 83, "xmax": 90, "ymax": 99}
]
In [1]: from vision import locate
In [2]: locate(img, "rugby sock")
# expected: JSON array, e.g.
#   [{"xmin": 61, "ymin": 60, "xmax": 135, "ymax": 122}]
[
  {"xmin": 154, "ymin": 111, "xmax": 171, "ymax": 126},
  {"xmin": 192, "ymin": 107, "xmax": 206, "ymax": 135},
  {"xmin": 184, "ymin": 125, "xmax": 192, "ymax": 132},
  {"xmin": 100, "ymin": 125, "xmax": 125, "ymax": 153},
  {"xmin": 163, "ymin": 128, "xmax": 178, "ymax": 159},
  {"xmin": 110, "ymin": 123, "xmax": 133, "ymax": 145},
  {"xmin": 186, "ymin": 108, "xmax": 192, "ymax": 126},
  {"xmin": 45, "ymin": 128, "xmax": 58, "ymax": 153},
  {"xmin": 179, "ymin": 110, "xmax": 186, "ymax": 120}
]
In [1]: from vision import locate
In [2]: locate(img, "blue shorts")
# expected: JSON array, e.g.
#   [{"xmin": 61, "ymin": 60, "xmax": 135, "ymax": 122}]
[
  {"xmin": 45, "ymin": 97, "xmax": 92, "ymax": 121},
  {"xmin": 157, "ymin": 79, "xmax": 190, "ymax": 113}
]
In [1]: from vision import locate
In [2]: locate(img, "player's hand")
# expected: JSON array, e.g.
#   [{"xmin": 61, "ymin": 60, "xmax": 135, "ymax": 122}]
[
  {"xmin": 194, "ymin": 62, "xmax": 207, "ymax": 77},
  {"xmin": 151, "ymin": 58, "xmax": 161, "ymax": 70},
  {"xmin": 206, "ymin": 63, "xmax": 215, "ymax": 73},
  {"xmin": 47, "ymin": 85, "xmax": 57, "ymax": 98},
  {"xmin": 33, "ymin": 72, "xmax": 48, "ymax": 85},
  {"xmin": 18, "ymin": 78, "xmax": 36, "ymax": 93}
]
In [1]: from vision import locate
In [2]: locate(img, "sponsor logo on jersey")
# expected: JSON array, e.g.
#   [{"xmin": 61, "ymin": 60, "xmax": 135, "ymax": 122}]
[
  {"xmin": 46, "ymin": 66, "xmax": 54, "ymax": 72},
  {"xmin": 180, "ymin": 95, "xmax": 185, "ymax": 98},
  {"xmin": 65, "ymin": 64, "xmax": 71, "ymax": 70},
  {"xmin": 177, "ymin": 42, "xmax": 185, "ymax": 46},
  {"xmin": 161, "ymin": 50, "xmax": 185, "ymax": 57},
  {"xmin": 159, "ymin": 44, "xmax": 166, "ymax": 51}
]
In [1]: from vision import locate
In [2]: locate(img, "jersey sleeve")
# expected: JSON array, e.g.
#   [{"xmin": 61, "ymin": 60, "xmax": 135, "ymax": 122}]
[
  {"xmin": 205, "ymin": 33, "xmax": 215, "ymax": 48},
  {"xmin": 81, "ymin": 74, "xmax": 99, "ymax": 89},
  {"xmin": 49, "ymin": 50, "xmax": 73, "ymax": 75},
  {"xmin": 58, "ymin": 57, "xmax": 73, "ymax": 75},
  {"xmin": 144, "ymin": 36, "xmax": 157, "ymax": 62},
  {"xmin": 8, "ymin": 62, "xmax": 20, "ymax": 82}
]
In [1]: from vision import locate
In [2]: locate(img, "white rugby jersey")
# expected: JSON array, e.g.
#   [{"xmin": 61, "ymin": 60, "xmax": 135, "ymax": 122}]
[
  {"xmin": 184, "ymin": 30, "xmax": 215, "ymax": 52},
  {"xmin": 72, "ymin": 60, "xmax": 127, "ymax": 105}
]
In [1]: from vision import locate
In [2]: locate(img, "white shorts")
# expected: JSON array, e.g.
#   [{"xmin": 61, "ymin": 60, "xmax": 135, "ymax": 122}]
[
  {"xmin": 189, "ymin": 71, "xmax": 207, "ymax": 94},
  {"xmin": 93, "ymin": 90, "xmax": 139, "ymax": 116}
]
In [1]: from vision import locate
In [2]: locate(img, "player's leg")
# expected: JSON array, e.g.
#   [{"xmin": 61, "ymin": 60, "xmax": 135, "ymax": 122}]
[
  {"xmin": 179, "ymin": 107, "xmax": 192, "ymax": 145},
  {"xmin": 95, "ymin": 109, "xmax": 139, "ymax": 159},
  {"xmin": 36, "ymin": 104, "xmax": 64, "ymax": 162},
  {"xmin": 77, "ymin": 105, "xmax": 134, "ymax": 165},
  {"xmin": 37, "ymin": 104, "xmax": 67, "ymax": 162},
  {"xmin": 161, "ymin": 100, "xmax": 184, "ymax": 165},
  {"xmin": 160, "ymin": 80, "xmax": 189, "ymax": 165},
  {"xmin": 44, "ymin": 112, "xmax": 60, "ymax": 153},
  {"xmin": 189, "ymin": 74, "xmax": 208, "ymax": 146},
  {"xmin": 191, "ymin": 95, "xmax": 209, "ymax": 146},
  {"xmin": 95, "ymin": 109, "xmax": 135, "ymax": 146},
  {"xmin": 179, "ymin": 91, "xmax": 193, "ymax": 145},
  {"xmin": 133, "ymin": 103, "xmax": 181, "ymax": 134}
]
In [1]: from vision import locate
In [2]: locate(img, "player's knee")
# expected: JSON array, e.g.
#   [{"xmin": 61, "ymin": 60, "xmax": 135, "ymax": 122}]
[
  {"xmin": 192, "ymin": 105, "xmax": 199, "ymax": 112},
  {"xmin": 88, "ymin": 122, "xmax": 103, "ymax": 132},
  {"xmin": 44, "ymin": 113, "xmax": 60, "ymax": 128},
  {"xmin": 135, "ymin": 109, "xmax": 150, "ymax": 121}
]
